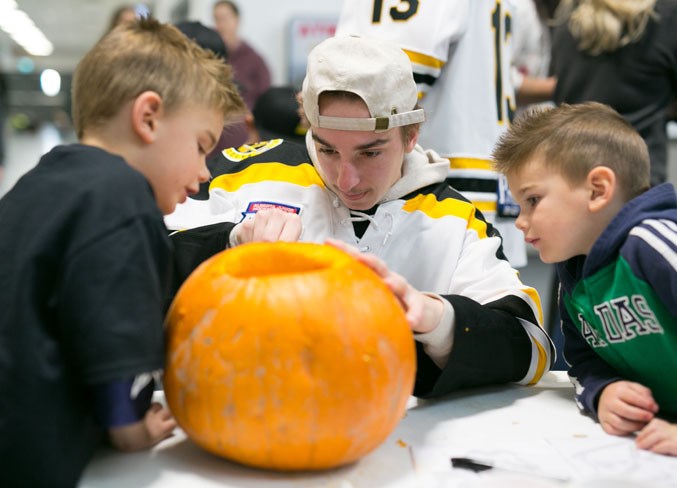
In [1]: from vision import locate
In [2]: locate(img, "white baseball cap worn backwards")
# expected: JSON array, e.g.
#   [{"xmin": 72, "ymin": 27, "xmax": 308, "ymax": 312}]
[{"xmin": 302, "ymin": 35, "xmax": 425, "ymax": 132}]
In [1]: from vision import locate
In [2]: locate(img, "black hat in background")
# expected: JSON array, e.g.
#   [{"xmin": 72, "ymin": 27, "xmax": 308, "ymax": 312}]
[
  {"xmin": 253, "ymin": 86, "xmax": 306, "ymax": 144},
  {"xmin": 175, "ymin": 21, "xmax": 228, "ymax": 60}
]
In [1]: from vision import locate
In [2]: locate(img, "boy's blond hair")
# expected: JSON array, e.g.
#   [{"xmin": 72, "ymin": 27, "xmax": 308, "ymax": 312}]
[
  {"xmin": 493, "ymin": 102, "xmax": 650, "ymax": 199},
  {"xmin": 72, "ymin": 17, "xmax": 245, "ymax": 139}
]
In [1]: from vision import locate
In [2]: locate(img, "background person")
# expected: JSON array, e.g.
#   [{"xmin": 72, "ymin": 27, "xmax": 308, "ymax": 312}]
[
  {"xmin": 106, "ymin": 4, "xmax": 138, "ymax": 33},
  {"xmin": 511, "ymin": 0, "xmax": 559, "ymax": 110},
  {"xmin": 213, "ymin": 0, "xmax": 271, "ymax": 111},
  {"xmin": 173, "ymin": 19, "xmax": 251, "ymax": 156},
  {"xmin": 551, "ymin": 0, "xmax": 677, "ymax": 186}
]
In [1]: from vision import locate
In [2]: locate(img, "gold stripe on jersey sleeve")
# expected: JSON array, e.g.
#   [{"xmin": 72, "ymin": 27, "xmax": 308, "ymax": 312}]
[
  {"xmin": 402, "ymin": 193, "xmax": 489, "ymax": 238},
  {"xmin": 518, "ymin": 287, "xmax": 549, "ymax": 385},
  {"xmin": 447, "ymin": 157, "xmax": 494, "ymax": 171},
  {"xmin": 527, "ymin": 337, "xmax": 549, "ymax": 386},
  {"xmin": 402, "ymin": 48, "xmax": 445, "ymax": 71},
  {"xmin": 473, "ymin": 200, "xmax": 497, "ymax": 215},
  {"xmin": 521, "ymin": 286, "xmax": 543, "ymax": 325},
  {"xmin": 210, "ymin": 162, "xmax": 325, "ymax": 192}
]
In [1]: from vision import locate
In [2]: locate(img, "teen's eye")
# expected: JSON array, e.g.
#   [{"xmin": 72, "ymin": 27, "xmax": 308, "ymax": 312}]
[
  {"xmin": 318, "ymin": 147, "xmax": 337, "ymax": 156},
  {"xmin": 362, "ymin": 150, "xmax": 381, "ymax": 158}
]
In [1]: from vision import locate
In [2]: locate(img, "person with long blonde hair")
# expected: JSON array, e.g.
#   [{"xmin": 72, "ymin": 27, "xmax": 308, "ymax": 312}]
[{"xmin": 551, "ymin": 0, "xmax": 677, "ymax": 186}]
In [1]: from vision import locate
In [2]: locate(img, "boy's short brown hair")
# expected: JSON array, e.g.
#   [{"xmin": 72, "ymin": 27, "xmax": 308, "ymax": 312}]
[
  {"xmin": 72, "ymin": 17, "xmax": 245, "ymax": 139},
  {"xmin": 493, "ymin": 102, "xmax": 650, "ymax": 199}
]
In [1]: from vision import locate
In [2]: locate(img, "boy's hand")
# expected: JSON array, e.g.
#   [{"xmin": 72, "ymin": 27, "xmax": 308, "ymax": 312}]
[
  {"xmin": 144, "ymin": 402, "xmax": 177, "ymax": 446},
  {"xmin": 326, "ymin": 239, "xmax": 443, "ymax": 334},
  {"xmin": 233, "ymin": 208, "xmax": 302, "ymax": 244},
  {"xmin": 598, "ymin": 381, "xmax": 658, "ymax": 436},
  {"xmin": 108, "ymin": 402, "xmax": 176, "ymax": 452},
  {"xmin": 635, "ymin": 418, "xmax": 677, "ymax": 456}
]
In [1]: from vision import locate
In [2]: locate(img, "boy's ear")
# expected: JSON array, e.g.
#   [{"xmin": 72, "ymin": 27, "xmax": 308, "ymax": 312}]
[
  {"xmin": 587, "ymin": 166, "xmax": 616, "ymax": 213},
  {"xmin": 131, "ymin": 91, "xmax": 163, "ymax": 144}
]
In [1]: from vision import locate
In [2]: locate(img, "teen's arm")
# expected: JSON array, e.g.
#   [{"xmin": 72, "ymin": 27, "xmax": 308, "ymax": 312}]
[
  {"xmin": 415, "ymin": 224, "xmax": 553, "ymax": 397},
  {"xmin": 327, "ymin": 238, "xmax": 553, "ymax": 397},
  {"xmin": 169, "ymin": 221, "xmax": 237, "ymax": 288}
]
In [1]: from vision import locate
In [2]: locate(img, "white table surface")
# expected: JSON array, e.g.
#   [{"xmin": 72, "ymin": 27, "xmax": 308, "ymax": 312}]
[{"xmin": 79, "ymin": 372, "xmax": 677, "ymax": 488}]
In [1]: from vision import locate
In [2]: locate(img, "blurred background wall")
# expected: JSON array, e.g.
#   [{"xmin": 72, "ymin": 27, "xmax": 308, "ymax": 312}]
[{"xmin": 0, "ymin": 0, "xmax": 342, "ymax": 135}]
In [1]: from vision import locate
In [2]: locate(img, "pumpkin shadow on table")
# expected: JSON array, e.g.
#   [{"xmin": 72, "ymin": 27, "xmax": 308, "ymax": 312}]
[
  {"xmin": 84, "ymin": 428, "xmax": 415, "ymax": 488},
  {"xmin": 140, "ymin": 384, "xmax": 571, "ymax": 487}
]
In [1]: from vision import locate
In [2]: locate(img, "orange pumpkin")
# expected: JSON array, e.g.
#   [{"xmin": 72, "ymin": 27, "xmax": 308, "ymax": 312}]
[{"xmin": 164, "ymin": 241, "xmax": 416, "ymax": 471}]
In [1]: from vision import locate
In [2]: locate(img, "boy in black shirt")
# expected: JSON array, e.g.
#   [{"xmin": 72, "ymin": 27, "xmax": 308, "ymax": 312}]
[{"xmin": 0, "ymin": 18, "xmax": 245, "ymax": 487}]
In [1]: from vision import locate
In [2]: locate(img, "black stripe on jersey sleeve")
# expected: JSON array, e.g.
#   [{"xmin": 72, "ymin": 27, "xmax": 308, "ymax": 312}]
[
  {"xmin": 447, "ymin": 177, "xmax": 498, "ymax": 194},
  {"xmin": 413, "ymin": 72, "xmax": 436, "ymax": 87}
]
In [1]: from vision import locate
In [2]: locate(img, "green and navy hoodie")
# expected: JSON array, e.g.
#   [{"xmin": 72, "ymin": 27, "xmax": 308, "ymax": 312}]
[{"xmin": 557, "ymin": 183, "xmax": 677, "ymax": 418}]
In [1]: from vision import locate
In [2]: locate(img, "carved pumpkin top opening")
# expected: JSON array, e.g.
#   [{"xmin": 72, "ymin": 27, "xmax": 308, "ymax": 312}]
[{"xmin": 207, "ymin": 242, "xmax": 356, "ymax": 279}]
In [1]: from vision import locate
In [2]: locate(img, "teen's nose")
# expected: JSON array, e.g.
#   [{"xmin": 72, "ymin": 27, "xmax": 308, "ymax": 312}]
[
  {"xmin": 514, "ymin": 212, "xmax": 527, "ymax": 233},
  {"xmin": 336, "ymin": 160, "xmax": 359, "ymax": 192}
]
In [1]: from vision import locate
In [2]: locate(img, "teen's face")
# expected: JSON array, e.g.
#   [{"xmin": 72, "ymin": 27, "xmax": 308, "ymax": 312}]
[
  {"xmin": 312, "ymin": 97, "xmax": 416, "ymax": 211},
  {"xmin": 146, "ymin": 105, "xmax": 221, "ymax": 215},
  {"xmin": 507, "ymin": 158, "xmax": 596, "ymax": 263}
]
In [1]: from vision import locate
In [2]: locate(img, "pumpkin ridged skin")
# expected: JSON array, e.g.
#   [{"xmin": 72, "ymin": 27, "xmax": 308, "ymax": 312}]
[{"xmin": 164, "ymin": 242, "xmax": 415, "ymax": 471}]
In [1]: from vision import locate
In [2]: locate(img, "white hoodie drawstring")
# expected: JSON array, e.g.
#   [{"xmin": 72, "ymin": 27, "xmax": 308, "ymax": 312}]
[{"xmin": 340, "ymin": 210, "xmax": 394, "ymax": 249}]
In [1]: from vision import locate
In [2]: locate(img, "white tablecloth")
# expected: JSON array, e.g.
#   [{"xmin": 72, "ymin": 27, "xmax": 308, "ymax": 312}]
[{"xmin": 79, "ymin": 372, "xmax": 677, "ymax": 488}]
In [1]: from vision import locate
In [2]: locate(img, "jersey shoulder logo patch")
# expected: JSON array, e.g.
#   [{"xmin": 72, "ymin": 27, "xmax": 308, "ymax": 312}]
[{"xmin": 222, "ymin": 139, "xmax": 284, "ymax": 162}]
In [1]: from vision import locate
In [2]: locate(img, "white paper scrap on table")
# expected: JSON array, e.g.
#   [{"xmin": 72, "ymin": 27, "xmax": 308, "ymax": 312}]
[
  {"xmin": 411, "ymin": 437, "xmax": 570, "ymax": 484},
  {"xmin": 410, "ymin": 433, "xmax": 677, "ymax": 488},
  {"xmin": 545, "ymin": 434, "xmax": 677, "ymax": 487}
]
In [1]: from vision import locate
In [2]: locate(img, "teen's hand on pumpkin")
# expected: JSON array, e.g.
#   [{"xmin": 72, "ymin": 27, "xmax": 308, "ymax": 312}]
[
  {"xmin": 233, "ymin": 208, "xmax": 302, "ymax": 244},
  {"xmin": 635, "ymin": 418, "xmax": 677, "ymax": 456},
  {"xmin": 598, "ymin": 380, "xmax": 658, "ymax": 436},
  {"xmin": 326, "ymin": 239, "xmax": 443, "ymax": 334}
]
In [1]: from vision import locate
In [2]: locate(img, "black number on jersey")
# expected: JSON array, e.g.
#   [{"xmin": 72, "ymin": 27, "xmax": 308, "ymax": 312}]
[
  {"xmin": 372, "ymin": 0, "xmax": 419, "ymax": 23},
  {"xmin": 491, "ymin": 0, "xmax": 515, "ymax": 124}
]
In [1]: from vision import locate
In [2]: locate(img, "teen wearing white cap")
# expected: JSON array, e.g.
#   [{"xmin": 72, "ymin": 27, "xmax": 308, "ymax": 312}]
[{"xmin": 168, "ymin": 35, "xmax": 554, "ymax": 396}]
